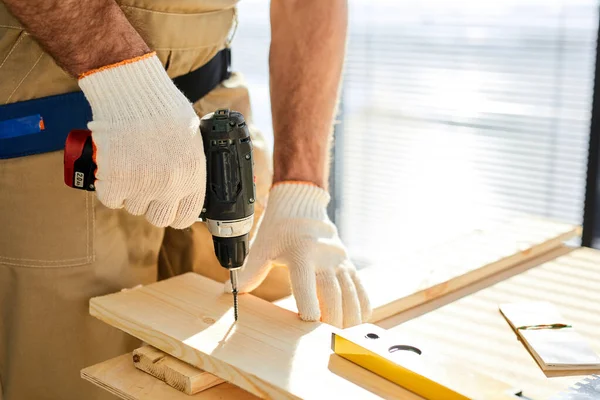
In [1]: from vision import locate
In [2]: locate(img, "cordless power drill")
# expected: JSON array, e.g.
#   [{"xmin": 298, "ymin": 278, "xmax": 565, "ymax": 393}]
[{"xmin": 63, "ymin": 108, "xmax": 256, "ymax": 321}]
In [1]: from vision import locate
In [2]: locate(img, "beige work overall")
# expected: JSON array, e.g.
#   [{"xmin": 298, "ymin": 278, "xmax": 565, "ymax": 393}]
[{"xmin": 0, "ymin": 1, "xmax": 290, "ymax": 398}]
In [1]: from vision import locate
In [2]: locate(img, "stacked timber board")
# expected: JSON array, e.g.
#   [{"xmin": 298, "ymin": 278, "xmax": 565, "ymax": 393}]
[
  {"xmin": 82, "ymin": 352, "xmax": 256, "ymax": 400},
  {"xmin": 81, "ymin": 216, "xmax": 580, "ymax": 399}
]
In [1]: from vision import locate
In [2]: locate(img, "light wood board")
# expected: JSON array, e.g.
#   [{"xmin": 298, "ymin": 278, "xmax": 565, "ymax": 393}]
[
  {"xmin": 499, "ymin": 301, "xmax": 600, "ymax": 372},
  {"xmin": 133, "ymin": 345, "xmax": 224, "ymax": 394},
  {"xmin": 276, "ymin": 216, "xmax": 580, "ymax": 322},
  {"xmin": 82, "ymin": 352, "xmax": 257, "ymax": 400},
  {"xmin": 379, "ymin": 246, "xmax": 600, "ymax": 400},
  {"xmin": 89, "ymin": 273, "xmax": 421, "ymax": 400},
  {"xmin": 83, "ymin": 349, "xmax": 423, "ymax": 400}
]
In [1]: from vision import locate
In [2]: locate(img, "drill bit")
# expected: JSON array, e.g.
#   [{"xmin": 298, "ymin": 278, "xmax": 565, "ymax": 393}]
[{"xmin": 230, "ymin": 269, "xmax": 239, "ymax": 321}]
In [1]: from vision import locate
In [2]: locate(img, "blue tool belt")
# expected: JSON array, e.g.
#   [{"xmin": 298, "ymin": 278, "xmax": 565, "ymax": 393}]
[{"xmin": 0, "ymin": 48, "xmax": 231, "ymax": 159}]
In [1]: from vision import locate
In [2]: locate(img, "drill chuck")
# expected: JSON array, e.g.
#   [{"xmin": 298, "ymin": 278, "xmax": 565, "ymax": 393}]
[
  {"xmin": 212, "ymin": 234, "xmax": 249, "ymax": 269},
  {"xmin": 206, "ymin": 215, "xmax": 253, "ymax": 269}
]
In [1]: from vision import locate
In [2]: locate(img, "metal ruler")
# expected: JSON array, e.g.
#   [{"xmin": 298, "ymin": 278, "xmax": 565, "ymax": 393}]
[{"xmin": 550, "ymin": 375, "xmax": 600, "ymax": 400}]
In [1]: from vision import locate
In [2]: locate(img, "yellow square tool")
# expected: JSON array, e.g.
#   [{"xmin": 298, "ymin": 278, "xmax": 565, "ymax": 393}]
[{"xmin": 331, "ymin": 324, "xmax": 526, "ymax": 400}]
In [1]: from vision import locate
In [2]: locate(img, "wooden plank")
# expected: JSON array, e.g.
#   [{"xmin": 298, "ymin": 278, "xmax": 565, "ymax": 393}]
[
  {"xmin": 499, "ymin": 301, "xmax": 600, "ymax": 372},
  {"xmin": 133, "ymin": 346, "xmax": 224, "ymax": 394},
  {"xmin": 88, "ymin": 273, "xmax": 421, "ymax": 400},
  {"xmin": 379, "ymin": 246, "xmax": 600, "ymax": 400},
  {"xmin": 82, "ymin": 353, "xmax": 257, "ymax": 400},
  {"xmin": 83, "ymin": 350, "xmax": 424, "ymax": 400},
  {"xmin": 275, "ymin": 216, "xmax": 580, "ymax": 322}
]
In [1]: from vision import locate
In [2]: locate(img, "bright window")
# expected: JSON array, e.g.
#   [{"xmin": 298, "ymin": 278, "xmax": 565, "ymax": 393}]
[{"xmin": 232, "ymin": 1, "xmax": 598, "ymax": 268}]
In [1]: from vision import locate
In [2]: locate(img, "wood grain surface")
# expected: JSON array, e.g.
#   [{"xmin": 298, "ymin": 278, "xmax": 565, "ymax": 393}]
[
  {"xmin": 379, "ymin": 246, "xmax": 600, "ymax": 400},
  {"xmin": 89, "ymin": 273, "xmax": 420, "ymax": 399}
]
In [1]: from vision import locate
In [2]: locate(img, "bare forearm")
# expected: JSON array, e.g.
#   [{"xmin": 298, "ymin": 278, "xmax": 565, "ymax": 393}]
[
  {"xmin": 269, "ymin": 0, "xmax": 348, "ymax": 188},
  {"xmin": 3, "ymin": 0, "xmax": 150, "ymax": 76}
]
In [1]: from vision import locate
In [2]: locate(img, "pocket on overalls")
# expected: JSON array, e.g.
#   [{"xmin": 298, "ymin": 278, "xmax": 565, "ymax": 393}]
[
  {"xmin": 119, "ymin": 3, "xmax": 236, "ymax": 77},
  {"xmin": 0, "ymin": 152, "xmax": 95, "ymax": 268},
  {"xmin": 0, "ymin": 28, "xmax": 28, "ymax": 104}
]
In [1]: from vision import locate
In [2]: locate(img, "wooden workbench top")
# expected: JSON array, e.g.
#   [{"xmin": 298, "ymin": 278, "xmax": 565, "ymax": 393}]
[
  {"xmin": 379, "ymin": 245, "xmax": 600, "ymax": 400},
  {"xmin": 82, "ymin": 237, "xmax": 599, "ymax": 400}
]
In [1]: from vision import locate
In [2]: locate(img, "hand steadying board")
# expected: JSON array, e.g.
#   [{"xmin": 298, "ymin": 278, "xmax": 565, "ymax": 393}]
[{"xmin": 276, "ymin": 216, "xmax": 579, "ymax": 322}]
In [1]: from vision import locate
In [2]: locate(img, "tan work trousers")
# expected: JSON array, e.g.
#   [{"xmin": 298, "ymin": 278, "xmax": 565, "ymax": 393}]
[{"xmin": 0, "ymin": 1, "xmax": 290, "ymax": 399}]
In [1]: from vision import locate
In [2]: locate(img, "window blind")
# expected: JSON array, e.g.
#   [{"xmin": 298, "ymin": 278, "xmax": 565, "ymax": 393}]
[
  {"xmin": 336, "ymin": 0, "xmax": 599, "ymax": 267},
  {"xmin": 230, "ymin": 0, "xmax": 274, "ymax": 150}
]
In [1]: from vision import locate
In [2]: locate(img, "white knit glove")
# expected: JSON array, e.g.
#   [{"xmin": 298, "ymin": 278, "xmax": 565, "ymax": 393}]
[
  {"xmin": 227, "ymin": 182, "xmax": 372, "ymax": 328},
  {"xmin": 78, "ymin": 53, "xmax": 206, "ymax": 229}
]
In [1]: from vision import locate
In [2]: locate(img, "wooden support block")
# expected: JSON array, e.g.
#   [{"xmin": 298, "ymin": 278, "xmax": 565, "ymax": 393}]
[
  {"xmin": 133, "ymin": 346, "xmax": 224, "ymax": 394},
  {"xmin": 499, "ymin": 301, "xmax": 600, "ymax": 373},
  {"xmin": 83, "ymin": 349, "xmax": 424, "ymax": 400},
  {"xmin": 275, "ymin": 216, "xmax": 580, "ymax": 322},
  {"xmin": 82, "ymin": 353, "xmax": 257, "ymax": 400},
  {"xmin": 88, "ymin": 273, "xmax": 423, "ymax": 399}
]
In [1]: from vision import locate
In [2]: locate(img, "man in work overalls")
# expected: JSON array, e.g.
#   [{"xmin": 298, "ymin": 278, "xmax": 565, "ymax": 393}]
[{"xmin": 0, "ymin": 1, "xmax": 371, "ymax": 399}]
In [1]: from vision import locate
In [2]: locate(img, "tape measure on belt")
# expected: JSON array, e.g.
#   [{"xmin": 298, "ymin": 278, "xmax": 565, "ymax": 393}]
[{"xmin": 0, "ymin": 48, "xmax": 231, "ymax": 160}]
